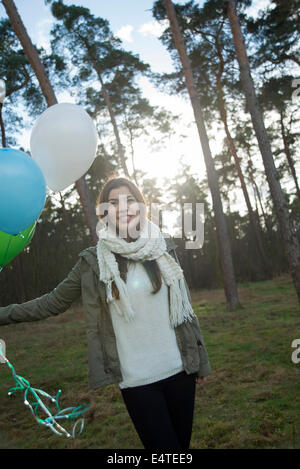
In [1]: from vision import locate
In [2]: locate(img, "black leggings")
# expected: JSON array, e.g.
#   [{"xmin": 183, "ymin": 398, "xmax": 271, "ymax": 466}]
[{"xmin": 120, "ymin": 370, "xmax": 197, "ymax": 450}]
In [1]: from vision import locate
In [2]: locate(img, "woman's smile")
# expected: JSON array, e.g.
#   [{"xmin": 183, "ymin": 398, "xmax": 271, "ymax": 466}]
[{"xmin": 118, "ymin": 215, "xmax": 136, "ymax": 223}]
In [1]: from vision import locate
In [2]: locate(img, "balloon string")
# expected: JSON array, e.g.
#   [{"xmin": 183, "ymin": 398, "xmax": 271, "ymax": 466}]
[
  {"xmin": 0, "ymin": 345, "xmax": 89, "ymax": 438},
  {"xmin": 27, "ymin": 224, "xmax": 36, "ymax": 238}
]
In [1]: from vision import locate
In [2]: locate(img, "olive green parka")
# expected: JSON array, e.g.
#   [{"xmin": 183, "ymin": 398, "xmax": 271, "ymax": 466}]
[{"xmin": 0, "ymin": 237, "xmax": 211, "ymax": 389}]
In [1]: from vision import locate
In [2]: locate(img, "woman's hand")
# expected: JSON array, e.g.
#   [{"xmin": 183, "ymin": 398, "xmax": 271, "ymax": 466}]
[{"xmin": 196, "ymin": 376, "xmax": 206, "ymax": 384}]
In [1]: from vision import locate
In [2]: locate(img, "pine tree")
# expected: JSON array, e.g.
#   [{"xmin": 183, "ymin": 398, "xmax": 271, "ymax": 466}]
[
  {"xmin": 226, "ymin": 0, "xmax": 300, "ymax": 303},
  {"xmin": 1, "ymin": 0, "xmax": 98, "ymax": 244},
  {"xmin": 49, "ymin": 1, "xmax": 149, "ymax": 179},
  {"xmin": 161, "ymin": 0, "xmax": 241, "ymax": 310}
]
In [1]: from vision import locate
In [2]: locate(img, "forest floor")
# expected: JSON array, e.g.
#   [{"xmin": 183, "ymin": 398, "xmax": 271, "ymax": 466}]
[{"xmin": 0, "ymin": 273, "xmax": 299, "ymax": 449}]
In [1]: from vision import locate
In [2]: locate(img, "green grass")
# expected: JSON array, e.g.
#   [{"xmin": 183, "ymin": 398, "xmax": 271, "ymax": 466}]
[{"xmin": 0, "ymin": 273, "xmax": 299, "ymax": 449}]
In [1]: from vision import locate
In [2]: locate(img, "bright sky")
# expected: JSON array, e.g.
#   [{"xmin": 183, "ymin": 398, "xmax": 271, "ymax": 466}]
[
  {"xmin": 0, "ymin": 0, "xmax": 210, "ymax": 186},
  {"xmin": 0, "ymin": 0, "xmax": 272, "ymax": 217}
]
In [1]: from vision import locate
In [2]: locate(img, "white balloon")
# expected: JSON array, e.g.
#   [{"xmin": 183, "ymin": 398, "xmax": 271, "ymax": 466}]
[
  {"xmin": 0, "ymin": 79, "xmax": 6, "ymax": 103},
  {"xmin": 30, "ymin": 103, "xmax": 98, "ymax": 192}
]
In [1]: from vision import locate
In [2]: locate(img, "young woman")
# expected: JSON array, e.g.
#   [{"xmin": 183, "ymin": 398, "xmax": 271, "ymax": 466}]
[{"xmin": 0, "ymin": 176, "xmax": 211, "ymax": 450}]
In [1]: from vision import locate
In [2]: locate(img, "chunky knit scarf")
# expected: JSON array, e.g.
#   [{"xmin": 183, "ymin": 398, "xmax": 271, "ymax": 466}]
[{"xmin": 96, "ymin": 217, "xmax": 196, "ymax": 328}]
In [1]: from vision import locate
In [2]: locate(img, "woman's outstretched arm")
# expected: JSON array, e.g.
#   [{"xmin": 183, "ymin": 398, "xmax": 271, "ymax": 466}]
[{"xmin": 0, "ymin": 258, "xmax": 82, "ymax": 326}]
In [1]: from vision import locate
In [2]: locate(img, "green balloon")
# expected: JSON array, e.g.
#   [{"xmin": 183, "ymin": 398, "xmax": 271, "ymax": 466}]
[{"xmin": 0, "ymin": 222, "xmax": 36, "ymax": 271}]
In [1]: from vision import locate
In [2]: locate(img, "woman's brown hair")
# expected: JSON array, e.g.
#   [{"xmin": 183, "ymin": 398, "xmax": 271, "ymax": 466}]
[{"xmin": 96, "ymin": 174, "xmax": 162, "ymax": 300}]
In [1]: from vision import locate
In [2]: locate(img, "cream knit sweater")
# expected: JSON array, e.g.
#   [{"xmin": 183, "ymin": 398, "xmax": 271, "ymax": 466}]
[{"xmin": 108, "ymin": 260, "xmax": 184, "ymax": 389}]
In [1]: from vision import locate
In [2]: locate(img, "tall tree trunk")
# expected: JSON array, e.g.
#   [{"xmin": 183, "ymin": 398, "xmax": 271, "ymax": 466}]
[
  {"xmin": 249, "ymin": 165, "xmax": 273, "ymax": 241},
  {"xmin": 2, "ymin": 0, "xmax": 56, "ymax": 107},
  {"xmin": 124, "ymin": 115, "xmax": 139, "ymax": 185},
  {"xmin": 2, "ymin": 0, "xmax": 98, "ymax": 245},
  {"xmin": 215, "ymin": 41, "xmax": 271, "ymax": 277},
  {"xmin": 244, "ymin": 144, "xmax": 273, "ymax": 240},
  {"xmin": 227, "ymin": 0, "xmax": 300, "ymax": 303},
  {"xmin": 85, "ymin": 48, "xmax": 130, "ymax": 179},
  {"xmin": 68, "ymin": 31, "xmax": 130, "ymax": 179},
  {"xmin": 98, "ymin": 74, "xmax": 130, "ymax": 179},
  {"xmin": 164, "ymin": 0, "xmax": 241, "ymax": 311},
  {"xmin": 279, "ymin": 110, "xmax": 300, "ymax": 209}
]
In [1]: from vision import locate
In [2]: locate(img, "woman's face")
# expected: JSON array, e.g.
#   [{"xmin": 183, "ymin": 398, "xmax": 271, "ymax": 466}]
[{"xmin": 107, "ymin": 185, "xmax": 144, "ymax": 240}]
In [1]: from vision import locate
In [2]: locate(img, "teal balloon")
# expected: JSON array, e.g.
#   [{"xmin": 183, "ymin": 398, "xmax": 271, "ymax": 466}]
[
  {"xmin": 0, "ymin": 148, "xmax": 46, "ymax": 235},
  {"xmin": 0, "ymin": 222, "xmax": 36, "ymax": 271}
]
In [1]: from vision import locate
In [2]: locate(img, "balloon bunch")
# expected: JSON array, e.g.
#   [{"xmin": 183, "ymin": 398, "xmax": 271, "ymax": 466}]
[
  {"xmin": 0, "ymin": 77, "xmax": 98, "ymax": 270},
  {"xmin": 0, "ymin": 81, "xmax": 97, "ymax": 437},
  {"xmin": 0, "ymin": 344, "xmax": 89, "ymax": 438},
  {"xmin": 0, "ymin": 145, "xmax": 45, "ymax": 269}
]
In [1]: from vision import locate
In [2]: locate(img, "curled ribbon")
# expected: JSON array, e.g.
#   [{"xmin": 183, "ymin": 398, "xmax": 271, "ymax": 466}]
[{"xmin": 0, "ymin": 344, "xmax": 89, "ymax": 438}]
